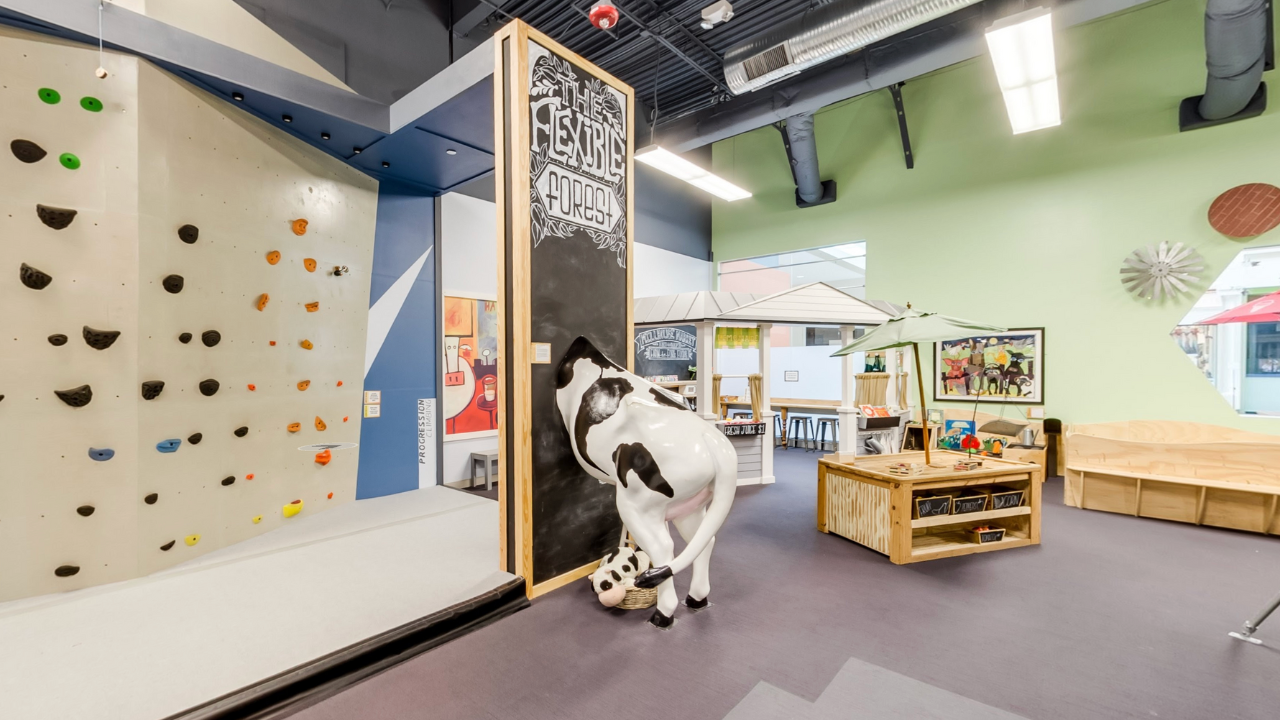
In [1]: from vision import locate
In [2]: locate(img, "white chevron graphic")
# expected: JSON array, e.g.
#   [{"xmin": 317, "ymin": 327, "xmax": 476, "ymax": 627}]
[{"xmin": 364, "ymin": 247, "xmax": 432, "ymax": 378}]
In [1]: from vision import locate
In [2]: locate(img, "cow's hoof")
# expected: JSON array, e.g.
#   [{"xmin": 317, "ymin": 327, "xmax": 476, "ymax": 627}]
[
  {"xmin": 649, "ymin": 609, "xmax": 675, "ymax": 629},
  {"xmin": 635, "ymin": 565, "xmax": 673, "ymax": 589},
  {"xmin": 685, "ymin": 595, "xmax": 709, "ymax": 611}
]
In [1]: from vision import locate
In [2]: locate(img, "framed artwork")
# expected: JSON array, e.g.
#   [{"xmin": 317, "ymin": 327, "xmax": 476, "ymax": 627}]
[
  {"xmin": 934, "ymin": 328, "xmax": 1044, "ymax": 404},
  {"xmin": 443, "ymin": 296, "xmax": 499, "ymax": 437}
]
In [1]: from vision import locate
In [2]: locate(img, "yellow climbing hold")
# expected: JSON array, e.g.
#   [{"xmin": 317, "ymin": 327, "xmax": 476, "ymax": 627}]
[
  {"xmin": 184, "ymin": 534, "xmax": 201, "ymax": 546},
  {"xmin": 282, "ymin": 499, "xmax": 303, "ymax": 518},
  {"xmin": 252, "ymin": 515, "xmax": 262, "ymax": 524},
  {"xmin": 300, "ymin": 339, "xmax": 313, "ymax": 350}
]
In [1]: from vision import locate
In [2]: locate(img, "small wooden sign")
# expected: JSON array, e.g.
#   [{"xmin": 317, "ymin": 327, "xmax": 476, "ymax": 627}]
[
  {"xmin": 914, "ymin": 495, "xmax": 952, "ymax": 518},
  {"xmin": 969, "ymin": 527, "xmax": 1006, "ymax": 544},
  {"xmin": 951, "ymin": 494, "xmax": 989, "ymax": 515},
  {"xmin": 722, "ymin": 422, "xmax": 766, "ymax": 437},
  {"xmin": 991, "ymin": 488, "xmax": 1025, "ymax": 510}
]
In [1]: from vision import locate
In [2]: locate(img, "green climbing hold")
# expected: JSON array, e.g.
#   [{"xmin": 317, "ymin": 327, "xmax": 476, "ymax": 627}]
[
  {"xmin": 80, "ymin": 96, "xmax": 103, "ymax": 112},
  {"xmin": 59, "ymin": 153, "xmax": 81, "ymax": 170},
  {"xmin": 38, "ymin": 88, "xmax": 60, "ymax": 104}
]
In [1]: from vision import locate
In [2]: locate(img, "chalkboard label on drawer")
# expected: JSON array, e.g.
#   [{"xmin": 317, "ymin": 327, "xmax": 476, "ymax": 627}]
[
  {"xmin": 991, "ymin": 488, "xmax": 1025, "ymax": 510},
  {"xmin": 914, "ymin": 495, "xmax": 952, "ymax": 518},
  {"xmin": 722, "ymin": 422, "xmax": 765, "ymax": 436},
  {"xmin": 970, "ymin": 527, "xmax": 1006, "ymax": 544},
  {"xmin": 952, "ymin": 495, "xmax": 988, "ymax": 514}
]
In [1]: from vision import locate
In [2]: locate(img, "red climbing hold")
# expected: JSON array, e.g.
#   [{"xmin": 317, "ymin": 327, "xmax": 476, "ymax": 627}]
[
  {"xmin": 247, "ymin": 384, "xmax": 256, "ymax": 391},
  {"xmin": 327, "ymin": 492, "xmax": 334, "ymax": 500}
]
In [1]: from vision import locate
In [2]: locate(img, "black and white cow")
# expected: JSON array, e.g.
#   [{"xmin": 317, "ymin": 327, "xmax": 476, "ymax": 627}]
[{"xmin": 556, "ymin": 336, "xmax": 738, "ymax": 628}]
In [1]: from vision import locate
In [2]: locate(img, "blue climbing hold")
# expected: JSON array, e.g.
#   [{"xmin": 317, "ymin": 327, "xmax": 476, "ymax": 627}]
[
  {"xmin": 88, "ymin": 447, "xmax": 114, "ymax": 462},
  {"xmin": 156, "ymin": 439, "xmax": 181, "ymax": 453}
]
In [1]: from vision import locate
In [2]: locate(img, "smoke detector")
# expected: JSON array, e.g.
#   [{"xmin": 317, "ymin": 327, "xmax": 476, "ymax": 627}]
[{"xmin": 700, "ymin": 1, "xmax": 734, "ymax": 30}]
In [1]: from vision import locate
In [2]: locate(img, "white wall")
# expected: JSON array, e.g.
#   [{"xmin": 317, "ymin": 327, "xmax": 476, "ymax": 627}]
[
  {"xmin": 716, "ymin": 345, "xmax": 854, "ymax": 402},
  {"xmin": 634, "ymin": 242, "xmax": 712, "ymax": 297}
]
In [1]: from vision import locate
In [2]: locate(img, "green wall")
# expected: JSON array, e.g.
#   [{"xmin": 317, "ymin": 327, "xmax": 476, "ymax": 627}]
[{"xmin": 711, "ymin": 0, "xmax": 1280, "ymax": 431}]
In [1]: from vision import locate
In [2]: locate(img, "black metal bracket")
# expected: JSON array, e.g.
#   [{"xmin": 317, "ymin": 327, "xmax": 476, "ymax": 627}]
[{"xmin": 889, "ymin": 83, "xmax": 914, "ymax": 169}]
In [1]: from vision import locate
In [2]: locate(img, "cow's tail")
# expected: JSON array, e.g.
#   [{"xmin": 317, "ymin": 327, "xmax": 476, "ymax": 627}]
[{"xmin": 634, "ymin": 430, "xmax": 737, "ymax": 588}]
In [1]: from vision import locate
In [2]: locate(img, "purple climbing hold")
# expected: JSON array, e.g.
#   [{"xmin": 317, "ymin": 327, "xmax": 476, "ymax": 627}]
[
  {"xmin": 55, "ymin": 384, "xmax": 92, "ymax": 407},
  {"xmin": 20, "ymin": 263, "xmax": 53, "ymax": 290}
]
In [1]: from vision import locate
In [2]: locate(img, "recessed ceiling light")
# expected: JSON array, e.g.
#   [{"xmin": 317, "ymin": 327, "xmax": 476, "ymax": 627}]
[
  {"xmin": 445, "ymin": 149, "xmax": 457, "ymax": 156},
  {"xmin": 353, "ymin": 147, "xmax": 363, "ymax": 154},
  {"xmin": 232, "ymin": 92, "xmax": 244, "ymax": 102},
  {"xmin": 382, "ymin": 161, "xmax": 390, "ymax": 168},
  {"xmin": 282, "ymin": 114, "xmax": 293, "ymax": 123},
  {"xmin": 321, "ymin": 132, "xmax": 331, "ymax": 140},
  {"xmin": 635, "ymin": 145, "xmax": 752, "ymax": 201}
]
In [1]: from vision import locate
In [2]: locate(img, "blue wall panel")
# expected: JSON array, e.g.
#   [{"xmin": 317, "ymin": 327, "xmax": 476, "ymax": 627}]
[{"xmin": 357, "ymin": 182, "xmax": 437, "ymax": 499}]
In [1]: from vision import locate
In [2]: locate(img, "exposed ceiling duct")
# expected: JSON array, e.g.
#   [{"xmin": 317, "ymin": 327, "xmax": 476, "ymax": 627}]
[
  {"xmin": 780, "ymin": 112, "xmax": 836, "ymax": 208},
  {"xmin": 1180, "ymin": 0, "xmax": 1272, "ymax": 130},
  {"xmin": 722, "ymin": 0, "xmax": 986, "ymax": 96}
]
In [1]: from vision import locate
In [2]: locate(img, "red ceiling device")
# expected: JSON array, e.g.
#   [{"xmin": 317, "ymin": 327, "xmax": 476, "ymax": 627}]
[{"xmin": 589, "ymin": 4, "xmax": 620, "ymax": 30}]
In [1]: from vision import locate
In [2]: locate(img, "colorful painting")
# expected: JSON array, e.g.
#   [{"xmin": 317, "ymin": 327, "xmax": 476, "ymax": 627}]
[
  {"xmin": 443, "ymin": 296, "xmax": 499, "ymax": 435},
  {"xmin": 938, "ymin": 418, "xmax": 1006, "ymax": 457},
  {"xmin": 934, "ymin": 328, "xmax": 1044, "ymax": 404}
]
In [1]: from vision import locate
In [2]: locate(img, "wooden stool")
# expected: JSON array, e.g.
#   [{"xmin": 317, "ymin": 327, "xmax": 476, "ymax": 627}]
[{"xmin": 470, "ymin": 450, "xmax": 500, "ymax": 490}]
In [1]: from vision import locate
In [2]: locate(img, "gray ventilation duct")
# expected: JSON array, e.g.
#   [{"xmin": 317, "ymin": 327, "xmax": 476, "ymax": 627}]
[
  {"xmin": 781, "ymin": 113, "xmax": 836, "ymax": 208},
  {"xmin": 1181, "ymin": 0, "xmax": 1272, "ymax": 130},
  {"xmin": 723, "ymin": 0, "xmax": 985, "ymax": 96}
]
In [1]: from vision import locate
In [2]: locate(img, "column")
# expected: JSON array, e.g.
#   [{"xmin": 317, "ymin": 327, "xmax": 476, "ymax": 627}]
[
  {"xmin": 837, "ymin": 325, "xmax": 859, "ymax": 454},
  {"xmin": 758, "ymin": 323, "xmax": 775, "ymax": 483},
  {"xmin": 696, "ymin": 321, "xmax": 717, "ymax": 421}
]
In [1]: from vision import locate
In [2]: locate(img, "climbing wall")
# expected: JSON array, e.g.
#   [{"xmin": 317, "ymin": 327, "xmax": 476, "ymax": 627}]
[{"xmin": 0, "ymin": 26, "xmax": 377, "ymax": 602}]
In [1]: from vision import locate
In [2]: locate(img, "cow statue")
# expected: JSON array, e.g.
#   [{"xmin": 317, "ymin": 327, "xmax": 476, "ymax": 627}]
[{"xmin": 556, "ymin": 336, "xmax": 738, "ymax": 628}]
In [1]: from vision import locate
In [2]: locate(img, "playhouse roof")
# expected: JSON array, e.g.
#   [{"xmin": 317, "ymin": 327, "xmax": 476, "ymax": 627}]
[
  {"xmin": 634, "ymin": 291, "xmax": 764, "ymax": 324},
  {"xmin": 634, "ymin": 283, "xmax": 899, "ymax": 327}
]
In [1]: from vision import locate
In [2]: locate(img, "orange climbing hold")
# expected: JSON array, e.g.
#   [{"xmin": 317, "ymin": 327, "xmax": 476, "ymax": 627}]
[
  {"xmin": 315, "ymin": 416, "xmax": 327, "ymax": 431},
  {"xmin": 314, "ymin": 449, "xmax": 331, "ymax": 466},
  {"xmin": 300, "ymin": 339, "xmax": 313, "ymax": 350},
  {"xmin": 246, "ymin": 473, "xmax": 255, "ymax": 480},
  {"xmin": 292, "ymin": 218, "xmax": 308, "ymax": 236},
  {"xmin": 343, "ymin": 416, "xmax": 349, "ymax": 422},
  {"xmin": 305, "ymin": 302, "xmax": 319, "ymax": 312},
  {"xmin": 327, "ymin": 492, "xmax": 334, "ymax": 500},
  {"xmin": 257, "ymin": 293, "xmax": 270, "ymax": 311},
  {"xmin": 304, "ymin": 258, "xmax": 317, "ymax": 273},
  {"xmin": 270, "ymin": 341, "xmax": 277, "ymax": 346},
  {"xmin": 287, "ymin": 422, "xmax": 301, "ymax": 433},
  {"xmin": 297, "ymin": 380, "xmax": 310, "ymax": 391},
  {"xmin": 336, "ymin": 380, "xmax": 344, "ymax": 387},
  {"xmin": 266, "ymin": 250, "xmax": 281, "ymax": 265},
  {"xmin": 247, "ymin": 384, "xmax": 256, "ymax": 391}
]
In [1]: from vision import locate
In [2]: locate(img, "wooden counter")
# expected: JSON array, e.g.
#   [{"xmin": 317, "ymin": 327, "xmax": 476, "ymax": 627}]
[{"xmin": 818, "ymin": 451, "xmax": 1042, "ymax": 564}]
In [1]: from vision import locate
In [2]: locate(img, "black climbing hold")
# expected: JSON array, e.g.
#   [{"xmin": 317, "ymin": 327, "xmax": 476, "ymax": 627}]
[
  {"xmin": 234, "ymin": 426, "xmax": 248, "ymax": 437},
  {"xmin": 159, "ymin": 540, "xmax": 175, "ymax": 551},
  {"xmin": 20, "ymin": 263, "xmax": 53, "ymax": 290},
  {"xmin": 177, "ymin": 224, "xmax": 199, "ymax": 244},
  {"xmin": 76, "ymin": 505, "xmax": 95, "ymax": 517},
  {"xmin": 11, "ymin": 139, "xmax": 47, "ymax": 163},
  {"xmin": 82, "ymin": 326, "xmax": 121, "ymax": 350},
  {"xmin": 221, "ymin": 476, "xmax": 235, "ymax": 486},
  {"xmin": 55, "ymin": 384, "xmax": 93, "ymax": 407},
  {"xmin": 55, "ymin": 565, "xmax": 80, "ymax": 577},
  {"xmin": 178, "ymin": 332, "xmax": 192, "ymax": 344},
  {"xmin": 144, "ymin": 493, "xmax": 158, "ymax": 505},
  {"xmin": 201, "ymin": 330, "xmax": 221, "ymax": 347},
  {"xmin": 48, "ymin": 334, "xmax": 67, "ymax": 346},
  {"xmin": 162, "ymin": 274, "xmax": 184, "ymax": 294},
  {"xmin": 187, "ymin": 432, "xmax": 202, "ymax": 445},
  {"xmin": 141, "ymin": 381, "xmax": 165, "ymax": 400},
  {"xmin": 199, "ymin": 379, "xmax": 219, "ymax": 396},
  {"xmin": 36, "ymin": 204, "xmax": 77, "ymax": 230}
]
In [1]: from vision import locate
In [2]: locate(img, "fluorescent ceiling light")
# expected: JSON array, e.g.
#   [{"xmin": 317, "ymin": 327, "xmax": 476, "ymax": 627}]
[
  {"xmin": 986, "ymin": 7, "xmax": 1060, "ymax": 135},
  {"xmin": 635, "ymin": 145, "xmax": 752, "ymax": 201}
]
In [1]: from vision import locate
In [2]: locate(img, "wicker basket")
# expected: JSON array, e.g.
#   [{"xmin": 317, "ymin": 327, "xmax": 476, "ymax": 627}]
[{"xmin": 617, "ymin": 585, "xmax": 657, "ymax": 610}]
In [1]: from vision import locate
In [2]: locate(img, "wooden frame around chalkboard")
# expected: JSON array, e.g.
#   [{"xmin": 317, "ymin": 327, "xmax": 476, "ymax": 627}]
[{"xmin": 493, "ymin": 20, "xmax": 635, "ymax": 599}]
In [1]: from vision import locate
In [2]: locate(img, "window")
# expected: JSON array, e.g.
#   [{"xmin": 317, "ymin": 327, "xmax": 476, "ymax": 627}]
[
  {"xmin": 805, "ymin": 327, "xmax": 844, "ymax": 346},
  {"xmin": 718, "ymin": 241, "xmax": 866, "ymax": 296},
  {"xmin": 1247, "ymin": 322, "xmax": 1280, "ymax": 375}
]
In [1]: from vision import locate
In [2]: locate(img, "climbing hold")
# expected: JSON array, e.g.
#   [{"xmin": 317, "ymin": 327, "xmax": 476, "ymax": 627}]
[
  {"xmin": 234, "ymin": 426, "xmax": 248, "ymax": 437},
  {"xmin": 83, "ymin": 326, "xmax": 121, "ymax": 350},
  {"xmin": 144, "ymin": 493, "xmax": 158, "ymax": 504},
  {"xmin": 266, "ymin": 250, "xmax": 281, "ymax": 265},
  {"xmin": 245, "ymin": 473, "xmax": 255, "ymax": 480},
  {"xmin": 269, "ymin": 340, "xmax": 276, "ymax": 346},
  {"xmin": 343, "ymin": 416, "xmax": 349, "ymax": 423},
  {"xmin": 187, "ymin": 433, "xmax": 202, "ymax": 445},
  {"xmin": 89, "ymin": 447, "xmax": 114, "ymax": 461},
  {"xmin": 48, "ymin": 334, "xmax": 67, "ymax": 346},
  {"xmin": 257, "ymin": 293, "xmax": 270, "ymax": 311},
  {"xmin": 55, "ymin": 384, "xmax": 93, "ymax": 407},
  {"xmin": 287, "ymin": 422, "xmax": 301, "ymax": 433},
  {"xmin": 156, "ymin": 439, "xmax": 181, "ymax": 453},
  {"xmin": 179, "ymin": 332, "xmax": 193, "ymax": 344},
  {"xmin": 58, "ymin": 153, "xmax": 80, "ymax": 170},
  {"xmin": 185, "ymin": 534, "xmax": 200, "ymax": 546},
  {"xmin": 327, "ymin": 492, "xmax": 334, "ymax": 499},
  {"xmin": 282, "ymin": 499, "xmax": 304, "ymax": 517},
  {"xmin": 80, "ymin": 96, "xmax": 103, "ymax": 112},
  {"xmin": 315, "ymin": 416, "xmax": 327, "ymax": 431},
  {"xmin": 304, "ymin": 258, "xmax": 317, "ymax": 272},
  {"xmin": 160, "ymin": 540, "xmax": 175, "ymax": 551},
  {"xmin": 297, "ymin": 380, "xmax": 311, "ymax": 391},
  {"xmin": 305, "ymin": 302, "xmax": 319, "ymax": 312},
  {"xmin": 300, "ymin": 339, "xmax": 313, "ymax": 350},
  {"xmin": 252, "ymin": 515, "xmax": 262, "ymax": 524},
  {"xmin": 247, "ymin": 384, "xmax": 256, "ymax": 391},
  {"xmin": 76, "ymin": 505, "xmax": 94, "ymax": 517},
  {"xmin": 55, "ymin": 565, "xmax": 80, "ymax": 577},
  {"xmin": 95, "ymin": 66, "xmax": 108, "ymax": 79},
  {"xmin": 177, "ymin": 224, "xmax": 199, "ymax": 244},
  {"xmin": 10, "ymin": 139, "xmax": 47, "ymax": 163},
  {"xmin": 199, "ymin": 379, "xmax": 219, "ymax": 396},
  {"xmin": 20, "ymin": 263, "xmax": 53, "ymax": 290},
  {"xmin": 140, "ymin": 381, "xmax": 165, "ymax": 400},
  {"xmin": 336, "ymin": 380, "xmax": 343, "ymax": 387},
  {"xmin": 36, "ymin": 204, "xmax": 77, "ymax": 230},
  {"xmin": 38, "ymin": 87, "xmax": 61, "ymax": 104},
  {"xmin": 315, "ymin": 449, "xmax": 331, "ymax": 466},
  {"xmin": 162, "ymin": 274, "xmax": 184, "ymax": 294},
  {"xmin": 292, "ymin": 218, "xmax": 308, "ymax": 235},
  {"xmin": 201, "ymin": 330, "xmax": 221, "ymax": 347},
  {"xmin": 221, "ymin": 476, "xmax": 235, "ymax": 486}
]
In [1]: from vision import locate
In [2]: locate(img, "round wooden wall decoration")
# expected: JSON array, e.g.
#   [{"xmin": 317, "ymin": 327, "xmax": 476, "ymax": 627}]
[{"xmin": 1208, "ymin": 183, "xmax": 1280, "ymax": 238}]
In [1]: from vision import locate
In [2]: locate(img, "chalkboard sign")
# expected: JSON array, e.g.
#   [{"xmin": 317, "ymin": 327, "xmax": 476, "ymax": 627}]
[
  {"xmin": 914, "ymin": 495, "xmax": 952, "ymax": 518},
  {"xmin": 972, "ymin": 528, "xmax": 1006, "ymax": 543},
  {"xmin": 722, "ymin": 422, "xmax": 765, "ymax": 437},
  {"xmin": 634, "ymin": 325, "xmax": 696, "ymax": 380},
  {"xmin": 990, "ymin": 487, "xmax": 1025, "ymax": 510},
  {"xmin": 951, "ymin": 494, "xmax": 989, "ymax": 515}
]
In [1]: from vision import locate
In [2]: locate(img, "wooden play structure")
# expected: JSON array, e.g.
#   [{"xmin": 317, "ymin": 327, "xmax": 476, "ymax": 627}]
[{"xmin": 1064, "ymin": 421, "xmax": 1280, "ymax": 534}]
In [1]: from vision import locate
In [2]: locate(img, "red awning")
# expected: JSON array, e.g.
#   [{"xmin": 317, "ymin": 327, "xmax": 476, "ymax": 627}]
[{"xmin": 1199, "ymin": 290, "xmax": 1280, "ymax": 325}]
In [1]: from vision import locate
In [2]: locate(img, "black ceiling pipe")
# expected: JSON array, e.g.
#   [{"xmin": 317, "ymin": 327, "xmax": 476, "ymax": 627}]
[
  {"xmin": 781, "ymin": 113, "xmax": 837, "ymax": 209},
  {"xmin": 1181, "ymin": 0, "xmax": 1272, "ymax": 130}
]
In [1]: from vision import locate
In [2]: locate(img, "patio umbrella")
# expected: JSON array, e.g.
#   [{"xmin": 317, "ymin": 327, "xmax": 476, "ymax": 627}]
[
  {"xmin": 1198, "ymin": 290, "xmax": 1280, "ymax": 325},
  {"xmin": 831, "ymin": 306, "xmax": 1006, "ymax": 466}
]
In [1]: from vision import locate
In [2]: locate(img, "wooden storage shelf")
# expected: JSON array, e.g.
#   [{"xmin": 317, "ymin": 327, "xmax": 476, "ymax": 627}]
[{"xmin": 818, "ymin": 450, "xmax": 1042, "ymax": 565}]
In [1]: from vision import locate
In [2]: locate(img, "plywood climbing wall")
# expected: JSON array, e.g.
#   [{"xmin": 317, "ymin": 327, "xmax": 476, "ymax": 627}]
[{"xmin": 0, "ymin": 26, "xmax": 378, "ymax": 602}]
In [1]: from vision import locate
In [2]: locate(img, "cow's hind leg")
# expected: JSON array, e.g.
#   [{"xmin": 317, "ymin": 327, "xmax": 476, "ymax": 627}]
[
  {"xmin": 673, "ymin": 507, "xmax": 714, "ymax": 610},
  {"xmin": 618, "ymin": 503, "xmax": 678, "ymax": 627}
]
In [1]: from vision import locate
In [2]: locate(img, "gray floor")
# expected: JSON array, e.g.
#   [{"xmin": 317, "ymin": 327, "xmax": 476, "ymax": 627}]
[{"xmin": 294, "ymin": 449, "xmax": 1280, "ymax": 720}]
